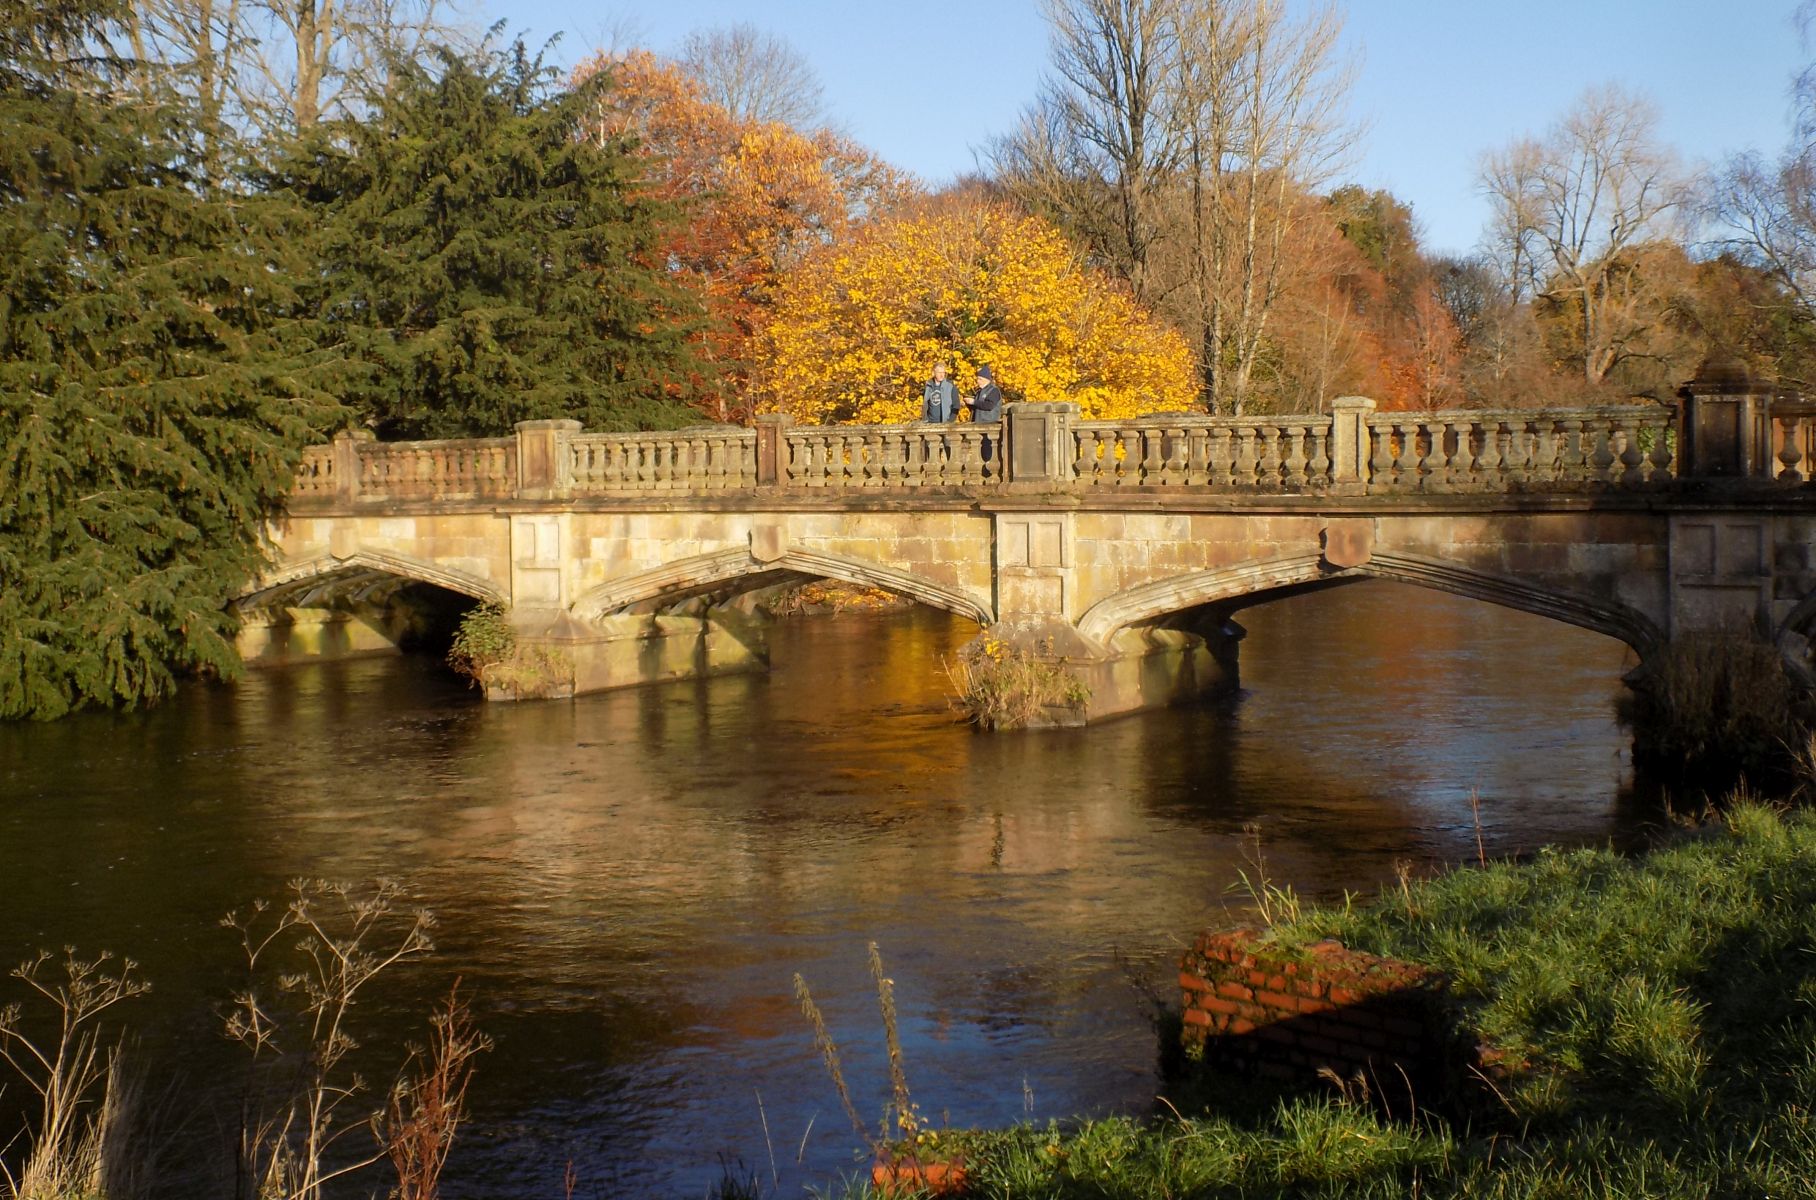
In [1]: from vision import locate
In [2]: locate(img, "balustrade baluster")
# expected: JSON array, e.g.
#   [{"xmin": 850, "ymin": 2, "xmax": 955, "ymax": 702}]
[
  {"xmin": 1208, "ymin": 428, "xmax": 1233, "ymax": 489},
  {"xmin": 957, "ymin": 430, "xmax": 982, "ymax": 485},
  {"xmin": 1440, "ymin": 420, "xmax": 1469, "ymax": 490},
  {"xmin": 1073, "ymin": 429, "xmax": 1096, "ymax": 485},
  {"xmin": 1183, "ymin": 427, "xmax": 1209, "ymax": 485},
  {"xmin": 1369, "ymin": 422, "xmax": 1396, "ymax": 490},
  {"xmin": 1420, "ymin": 419, "xmax": 1449, "ymax": 490},
  {"xmin": 1160, "ymin": 428, "xmax": 1186, "ymax": 486},
  {"xmin": 1233, "ymin": 428, "xmax": 1258, "ymax": 487},
  {"xmin": 1646, "ymin": 421, "xmax": 1674, "ymax": 483},
  {"xmin": 1307, "ymin": 424, "xmax": 1330, "ymax": 487},
  {"xmin": 1391, "ymin": 421, "xmax": 1419, "ymax": 489},
  {"xmin": 1618, "ymin": 418, "xmax": 1646, "ymax": 484},
  {"xmin": 1557, "ymin": 419, "xmax": 1585, "ymax": 485},
  {"xmin": 1780, "ymin": 415, "xmax": 1806, "ymax": 482},
  {"xmin": 1283, "ymin": 424, "xmax": 1309, "ymax": 488},
  {"xmin": 1588, "ymin": 422, "xmax": 1617, "ymax": 484},
  {"xmin": 1256, "ymin": 424, "xmax": 1283, "ymax": 488},
  {"xmin": 1535, "ymin": 419, "xmax": 1564, "ymax": 484},
  {"xmin": 1472, "ymin": 420, "xmax": 1504, "ymax": 487},
  {"xmin": 1135, "ymin": 428, "xmax": 1159, "ymax": 486}
]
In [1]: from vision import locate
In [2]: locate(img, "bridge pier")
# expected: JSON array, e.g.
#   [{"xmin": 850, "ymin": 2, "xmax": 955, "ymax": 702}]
[
  {"xmin": 500, "ymin": 601, "xmax": 771, "ymax": 702},
  {"xmin": 237, "ymin": 604, "xmax": 408, "ymax": 667}
]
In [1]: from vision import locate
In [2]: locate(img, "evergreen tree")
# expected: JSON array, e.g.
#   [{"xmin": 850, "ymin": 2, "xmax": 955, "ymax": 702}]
[
  {"xmin": 281, "ymin": 42, "xmax": 718, "ymax": 440},
  {"xmin": 0, "ymin": 0, "xmax": 336, "ymax": 720}
]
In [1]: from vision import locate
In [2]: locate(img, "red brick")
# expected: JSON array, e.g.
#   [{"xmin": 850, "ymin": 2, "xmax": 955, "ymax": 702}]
[
  {"xmin": 1310, "ymin": 939, "xmax": 1344, "ymax": 956},
  {"xmin": 1247, "ymin": 969, "xmax": 1271, "ymax": 988},
  {"xmin": 1255, "ymin": 989, "xmax": 1298, "ymax": 1010},
  {"xmin": 1216, "ymin": 980, "xmax": 1255, "ymax": 1001},
  {"xmin": 1182, "ymin": 1008, "xmax": 1212, "ymax": 1027},
  {"xmin": 1180, "ymin": 971, "xmax": 1213, "ymax": 994},
  {"xmin": 1327, "ymin": 987, "xmax": 1365, "ymax": 1006},
  {"xmin": 1267, "ymin": 974, "xmax": 1289, "ymax": 991},
  {"xmin": 1230, "ymin": 1018, "xmax": 1257, "ymax": 1035},
  {"xmin": 1296, "ymin": 997, "xmax": 1333, "ymax": 1016},
  {"xmin": 1199, "ymin": 996, "xmax": 1242, "ymax": 1016},
  {"xmin": 1292, "ymin": 977, "xmax": 1327, "ymax": 999}
]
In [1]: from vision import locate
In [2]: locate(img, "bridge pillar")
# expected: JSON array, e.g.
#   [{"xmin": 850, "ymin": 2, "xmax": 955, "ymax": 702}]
[
  {"xmin": 1328, "ymin": 396, "xmax": 1375, "ymax": 495},
  {"xmin": 1002, "ymin": 402, "xmax": 1077, "ymax": 489},
  {"xmin": 1677, "ymin": 358, "xmax": 1776, "ymax": 480}
]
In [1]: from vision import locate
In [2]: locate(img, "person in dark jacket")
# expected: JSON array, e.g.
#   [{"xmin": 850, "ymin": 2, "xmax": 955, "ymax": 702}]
[
  {"xmin": 965, "ymin": 365, "xmax": 1002, "ymax": 423},
  {"xmin": 922, "ymin": 361, "xmax": 958, "ymax": 422}
]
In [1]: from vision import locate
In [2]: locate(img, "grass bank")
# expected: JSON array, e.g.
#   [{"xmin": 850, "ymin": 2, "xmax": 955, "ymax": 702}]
[{"xmin": 815, "ymin": 801, "xmax": 1816, "ymax": 1199}]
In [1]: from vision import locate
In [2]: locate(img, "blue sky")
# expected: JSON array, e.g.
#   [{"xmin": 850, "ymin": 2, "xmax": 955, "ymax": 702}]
[{"xmin": 488, "ymin": 0, "xmax": 1809, "ymax": 258}]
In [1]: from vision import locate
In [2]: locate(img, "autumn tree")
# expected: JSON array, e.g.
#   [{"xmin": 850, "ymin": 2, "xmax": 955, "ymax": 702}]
[
  {"xmin": 754, "ymin": 198, "xmax": 1197, "ymax": 424},
  {"xmin": 1480, "ymin": 85, "xmax": 1693, "ymax": 390},
  {"xmin": 574, "ymin": 48, "xmax": 912, "ymax": 416},
  {"xmin": 276, "ymin": 41, "xmax": 714, "ymax": 439},
  {"xmin": 1, "ymin": 0, "xmax": 337, "ymax": 719}
]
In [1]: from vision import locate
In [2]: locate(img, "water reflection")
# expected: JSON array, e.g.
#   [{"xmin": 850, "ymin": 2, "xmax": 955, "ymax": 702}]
[{"xmin": 0, "ymin": 582, "xmax": 1645, "ymax": 1197}]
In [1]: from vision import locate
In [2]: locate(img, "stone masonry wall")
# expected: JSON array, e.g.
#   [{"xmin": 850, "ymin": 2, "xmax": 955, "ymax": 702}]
[{"xmin": 1179, "ymin": 930, "xmax": 1451, "ymax": 1103}]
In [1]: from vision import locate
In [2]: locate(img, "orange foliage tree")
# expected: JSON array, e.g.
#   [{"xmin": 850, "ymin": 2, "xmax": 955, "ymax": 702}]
[
  {"xmin": 573, "ymin": 50, "xmax": 913, "ymax": 418},
  {"xmin": 754, "ymin": 199, "xmax": 1198, "ymax": 424}
]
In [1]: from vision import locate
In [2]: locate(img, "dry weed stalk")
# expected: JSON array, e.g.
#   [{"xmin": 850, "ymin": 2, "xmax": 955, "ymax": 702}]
[
  {"xmin": 222, "ymin": 879, "xmax": 435, "ymax": 1200},
  {"xmin": 791, "ymin": 972, "xmax": 872, "ymax": 1155},
  {"xmin": 0, "ymin": 949, "xmax": 149, "ymax": 1200},
  {"xmin": 379, "ymin": 983, "xmax": 491, "ymax": 1200}
]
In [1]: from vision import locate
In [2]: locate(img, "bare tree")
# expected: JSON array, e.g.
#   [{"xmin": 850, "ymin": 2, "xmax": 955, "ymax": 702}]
[
  {"xmin": 1480, "ymin": 85, "xmax": 1693, "ymax": 386},
  {"xmin": 115, "ymin": 0, "xmax": 468, "ymax": 139},
  {"xmin": 1713, "ymin": 4, "xmax": 1816, "ymax": 318},
  {"xmin": 677, "ymin": 22, "xmax": 824, "ymax": 129},
  {"xmin": 993, "ymin": 0, "xmax": 1184, "ymax": 302},
  {"xmin": 1179, "ymin": 0, "xmax": 1348, "ymax": 411},
  {"xmin": 992, "ymin": 0, "xmax": 1351, "ymax": 412}
]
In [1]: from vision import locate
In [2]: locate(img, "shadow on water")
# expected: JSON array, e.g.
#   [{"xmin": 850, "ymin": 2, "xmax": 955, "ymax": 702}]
[{"xmin": 0, "ymin": 580, "xmax": 1655, "ymax": 1197}]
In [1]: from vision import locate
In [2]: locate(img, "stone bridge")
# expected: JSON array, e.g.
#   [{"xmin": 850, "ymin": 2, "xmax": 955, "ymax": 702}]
[{"xmin": 241, "ymin": 377, "xmax": 1816, "ymax": 721}]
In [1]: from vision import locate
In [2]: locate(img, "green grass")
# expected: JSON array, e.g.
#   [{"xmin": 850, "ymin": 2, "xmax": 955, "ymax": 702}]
[{"xmin": 820, "ymin": 801, "xmax": 1816, "ymax": 1199}]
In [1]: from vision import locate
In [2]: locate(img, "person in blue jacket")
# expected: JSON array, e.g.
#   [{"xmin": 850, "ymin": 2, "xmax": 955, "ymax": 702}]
[
  {"xmin": 922, "ymin": 361, "xmax": 958, "ymax": 422},
  {"xmin": 965, "ymin": 364, "xmax": 1002, "ymax": 423}
]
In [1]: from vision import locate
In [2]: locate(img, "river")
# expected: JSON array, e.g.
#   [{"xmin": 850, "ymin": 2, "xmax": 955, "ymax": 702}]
[{"xmin": 0, "ymin": 580, "xmax": 1652, "ymax": 1197}]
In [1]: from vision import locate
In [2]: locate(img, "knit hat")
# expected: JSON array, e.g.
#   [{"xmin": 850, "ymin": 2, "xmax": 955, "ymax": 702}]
[{"xmin": 977, "ymin": 365, "xmax": 994, "ymax": 380}]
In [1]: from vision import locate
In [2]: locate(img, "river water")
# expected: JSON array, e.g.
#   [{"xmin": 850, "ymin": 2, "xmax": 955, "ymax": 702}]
[{"xmin": 0, "ymin": 581, "xmax": 1651, "ymax": 1198}]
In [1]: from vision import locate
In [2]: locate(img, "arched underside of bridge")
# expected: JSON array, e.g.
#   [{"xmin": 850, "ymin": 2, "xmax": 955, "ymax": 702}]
[
  {"xmin": 237, "ymin": 550, "xmax": 508, "ymax": 612},
  {"xmin": 1076, "ymin": 551, "xmax": 1666, "ymax": 658},
  {"xmin": 570, "ymin": 547, "xmax": 994, "ymax": 626}
]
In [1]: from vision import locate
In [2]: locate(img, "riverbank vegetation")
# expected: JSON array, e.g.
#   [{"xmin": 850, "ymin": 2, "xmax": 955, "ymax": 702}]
[
  {"xmin": 800, "ymin": 800, "xmax": 1816, "ymax": 1199},
  {"xmin": 0, "ymin": 881, "xmax": 479, "ymax": 1200}
]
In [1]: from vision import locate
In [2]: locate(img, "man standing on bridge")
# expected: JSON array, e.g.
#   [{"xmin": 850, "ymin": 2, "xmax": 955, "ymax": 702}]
[
  {"xmin": 922, "ymin": 361, "xmax": 958, "ymax": 422},
  {"xmin": 965, "ymin": 365, "xmax": 1002, "ymax": 424}
]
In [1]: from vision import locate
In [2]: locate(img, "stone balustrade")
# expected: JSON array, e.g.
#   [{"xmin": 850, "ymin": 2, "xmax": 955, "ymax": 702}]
[
  {"xmin": 1073, "ymin": 416, "xmax": 1333, "ymax": 489},
  {"xmin": 782, "ymin": 423, "xmax": 1001, "ymax": 487},
  {"xmin": 284, "ymin": 383, "xmax": 1812, "ymax": 508},
  {"xmin": 1363, "ymin": 407, "xmax": 1678, "ymax": 491},
  {"xmin": 568, "ymin": 427, "xmax": 757, "ymax": 492}
]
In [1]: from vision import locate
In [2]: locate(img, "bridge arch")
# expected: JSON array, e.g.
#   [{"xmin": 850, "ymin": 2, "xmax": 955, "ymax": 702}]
[
  {"xmin": 571, "ymin": 547, "xmax": 994, "ymax": 626},
  {"xmin": 1076, "ymin": 551, "xmax": 1665, "ymax": 656},
  {"xmin": 238, "ymin": 549, "xmax": 508, "ymax": 610}
]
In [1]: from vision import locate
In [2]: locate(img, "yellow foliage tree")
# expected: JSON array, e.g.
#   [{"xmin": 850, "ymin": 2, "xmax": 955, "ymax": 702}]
[{"xmin": 754, "ymin": 199, "xmax": 1198, "ymax": 424}]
